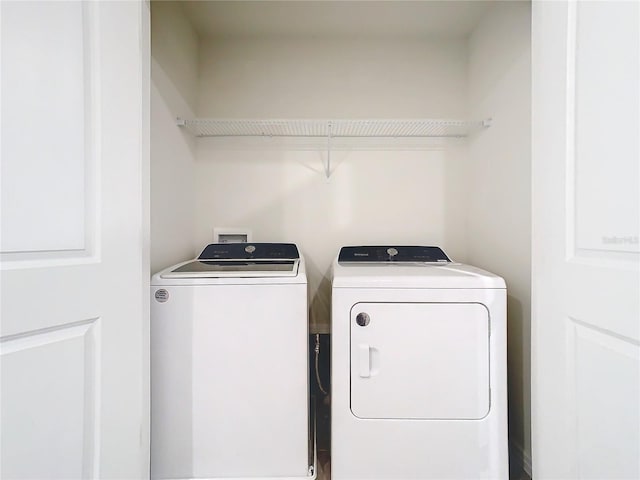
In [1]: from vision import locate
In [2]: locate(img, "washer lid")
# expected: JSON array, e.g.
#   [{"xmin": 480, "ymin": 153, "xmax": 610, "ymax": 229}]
[{"xmin": 160, "ymin": 243, "xmax": 300, "ymax": 278}]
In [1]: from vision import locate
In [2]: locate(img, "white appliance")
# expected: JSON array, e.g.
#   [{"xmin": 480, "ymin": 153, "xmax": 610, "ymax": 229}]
[
  {"xmin": 151, "ymin": 243, "xmax": 315, "ymax": 480},
  {"xmin": 331, "ymin": 246, "xmax": 508, "ymax": 479}
]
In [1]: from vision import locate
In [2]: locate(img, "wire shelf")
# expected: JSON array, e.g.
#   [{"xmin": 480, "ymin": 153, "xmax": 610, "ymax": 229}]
[{"xmin": 178, "ymin": 118, "xmax": 490, "ymax": 138}]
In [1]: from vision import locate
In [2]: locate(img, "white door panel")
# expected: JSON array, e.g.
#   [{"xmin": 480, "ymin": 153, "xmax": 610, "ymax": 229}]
[
  {"xmin": 1, "ymin": 321, "xmax": 100, "ymax": 479},
  {"xmin": 1, "ymin": 2, "xmax": 149, "ymax": 478},
  {"xmin": 568, "ymin": 321, "xmax": 639, "ymax": 479},
  {"xmin": 1, "ymin": 1, "xmax": 89, "ymax": 254},
  {"xmin": 532, "ymin": 1, "xmax": 639, "ymax": 478},
  {"xmin": 573, "ymin": 2, "xmax": 639, "ymax": 255},
  {"xmin": 350, "ymin": 302, "xmax": 490, "ymax": 420}
]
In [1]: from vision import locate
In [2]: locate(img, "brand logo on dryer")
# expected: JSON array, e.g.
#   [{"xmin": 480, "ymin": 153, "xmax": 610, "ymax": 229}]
[{"xmin": 155, "ymin": 289, "xmax": 169, "ymax": 303}]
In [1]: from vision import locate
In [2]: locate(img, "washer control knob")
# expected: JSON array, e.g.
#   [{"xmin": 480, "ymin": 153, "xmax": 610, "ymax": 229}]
[
  {"xmin": 356, "ymin": 312, "xmax": 370, "ymax": 327},
  {"xmin": 245, "ymin": 245, "xmax": 256, "ymax": 253},
  {"xmin": 387, "ymin": 247, "xmax": 398, "ymax": 257}
]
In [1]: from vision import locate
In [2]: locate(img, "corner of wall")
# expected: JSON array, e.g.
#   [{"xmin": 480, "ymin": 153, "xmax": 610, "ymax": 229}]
[
  {"xmin": 151, "ymin": 1, "xmax": 199, "ymax": 113},
  {"xmin": 466, "ymin": 0, "xmax": 532, "ymax": 468},
  {"xmin": 150, "ymin": 1, "xmax": 199, "ymax": 273}
]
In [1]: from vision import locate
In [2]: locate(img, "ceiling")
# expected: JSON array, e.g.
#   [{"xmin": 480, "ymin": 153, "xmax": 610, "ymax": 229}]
[{"xmin": 179, "ymin": 1, "xmax": 498, "ymax": 39}]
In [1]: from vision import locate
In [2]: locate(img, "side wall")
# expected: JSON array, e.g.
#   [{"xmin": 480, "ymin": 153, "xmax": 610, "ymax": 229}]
[
  {"xmin": 467, "ymin": 2, "xmax": 532, "ymax": 475},
  {"xmin": 150, "ymin": 1, "xmax": 198, "ymax": 273},
  {"xmin": 194, "ymin": 36, "xmax": 470, "ymax": 332}
]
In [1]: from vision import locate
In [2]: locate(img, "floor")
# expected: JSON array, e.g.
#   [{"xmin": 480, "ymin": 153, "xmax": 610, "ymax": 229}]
[
  {"xmin": 316, "ymin": 450, "xmax": 330, "ymax": 480},
  {"xmin": 314, "ymin": 393, "xmax": 331, "ymax": 480}
]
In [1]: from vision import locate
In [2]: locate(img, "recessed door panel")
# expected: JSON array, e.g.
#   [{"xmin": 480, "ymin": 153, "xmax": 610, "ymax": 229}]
[{"xmin": 350, "ymin": 302, "xmax": 489, "ymax": 419}]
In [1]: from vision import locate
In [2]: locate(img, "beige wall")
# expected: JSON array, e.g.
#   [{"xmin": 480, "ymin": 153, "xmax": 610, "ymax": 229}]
[
  {"xmin": 150, "ymin": 2, "xmax": 199, "ymax": 272},
  {"xmin": 194, "ymin": 35, "xmax": 470, "ymax": 332},
  {"xmin": 194, "ymin": 145, "xmax": 468, "ymax": 332},
  {"xmin": 197, "ymin": 36, "xmax": 467, "ymax": 118},
  {"xmin": 467, "ymin": 2, "xmax": 532, "ymax": 474},
  {"xmin": 151, "ymin": 1, "xmax": 199, "ymax": 112}
]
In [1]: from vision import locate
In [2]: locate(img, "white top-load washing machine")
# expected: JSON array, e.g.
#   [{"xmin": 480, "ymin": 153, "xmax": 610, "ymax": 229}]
[
  {"xmin": 151, "ymin": 243, "xmax": 315, "ymax": 480},
  {"xmin": 331, "ymin": 246, "xmax": 508, "ymax": 479}
]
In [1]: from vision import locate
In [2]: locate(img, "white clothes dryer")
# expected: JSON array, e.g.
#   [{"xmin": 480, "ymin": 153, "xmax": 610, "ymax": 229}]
[
  {"xmin": 151, "ymin": 243, "xmax": 315, "ymax": 480},
  {"xmin": 331, "ymin": 246, "xmax": 508, "ymax": 479}
]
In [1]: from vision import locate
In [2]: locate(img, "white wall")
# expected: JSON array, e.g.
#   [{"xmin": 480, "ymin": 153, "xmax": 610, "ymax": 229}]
[
  {"xmin": 467, "ymin": 2, "xmax": 532, "ymax": 474},
  {"xmin": 150, "ymin": 2, "xmax": 198, "ymax": 273},
  {"xmin": 194, "ymin": 36, "xmax": 469, "ymax": 332},
  {"xmin": 197, "ymin": 37, "xmax": 467, "ymax": 118},
  {"xmin": 151, "ymin": 1, "xmax": 199, "ymax": 112}
]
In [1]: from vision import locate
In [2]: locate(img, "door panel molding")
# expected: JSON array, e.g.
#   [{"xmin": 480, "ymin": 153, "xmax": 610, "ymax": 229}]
[
  {"xmin": 564, "ymin": 0, "xmax": 578, "ymax": 262},
  {"xmin": 566, "ymin": 317, "xmax": 640, "ymax": 479},
  {"xmin": 0, "ymin": 2, "xmax": 100, "ymax": 266},
  {"xmin": 568, "ymin": 1, "xmax": 640, "ymax": 261},
  {"xmin": 0, "ymin": 318, "xmax": 101, "ymax": 479}
]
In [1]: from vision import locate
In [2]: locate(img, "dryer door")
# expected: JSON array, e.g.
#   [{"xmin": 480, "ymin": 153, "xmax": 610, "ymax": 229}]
[{"xmin": 350, "ymin": 302, "xmax": 490, "ymax": 419}]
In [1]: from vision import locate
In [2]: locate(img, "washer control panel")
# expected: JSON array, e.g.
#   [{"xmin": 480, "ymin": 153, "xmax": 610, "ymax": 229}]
[
  {"xmin": 338, "ymin": 245, "xmax": 450, "ymax": 263},
  {"xmin": 198, "ymin": 243, "xmax": 299, "ymax": 260}
]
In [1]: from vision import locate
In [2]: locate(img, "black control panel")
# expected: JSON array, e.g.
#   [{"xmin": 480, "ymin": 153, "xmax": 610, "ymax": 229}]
[
  {"xmin": 338, "ymin": 245, "xmax": 450, "ymax": 263},
  {"xmin": 198, "ymin": 243, "xmax": 299, "ymax": 260}
]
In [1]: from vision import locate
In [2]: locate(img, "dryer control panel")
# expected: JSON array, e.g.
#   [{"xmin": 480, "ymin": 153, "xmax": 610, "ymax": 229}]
[{"xmin": 338, "ymin": 245, "xmax": 450, "ymax": 263}]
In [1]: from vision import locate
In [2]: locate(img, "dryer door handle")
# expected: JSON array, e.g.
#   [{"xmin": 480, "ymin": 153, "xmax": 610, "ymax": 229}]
[{"xmin": 358, "ymin": 344, "xmax": 371, "ymax": 378}]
